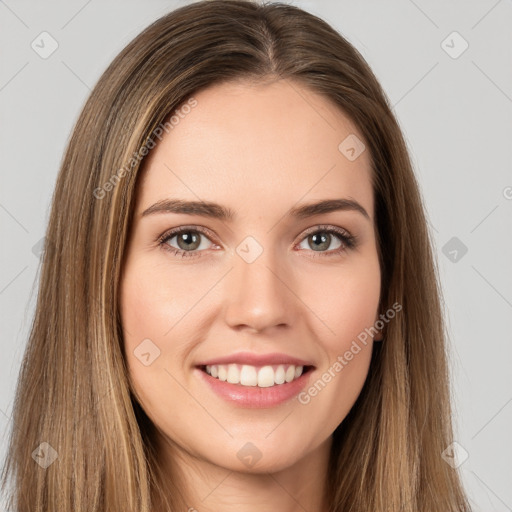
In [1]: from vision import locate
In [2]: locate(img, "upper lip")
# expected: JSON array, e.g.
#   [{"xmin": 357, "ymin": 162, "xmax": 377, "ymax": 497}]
[{"xmin": 197, "ymin": 351, "xmax": 315, "ymax": 368}]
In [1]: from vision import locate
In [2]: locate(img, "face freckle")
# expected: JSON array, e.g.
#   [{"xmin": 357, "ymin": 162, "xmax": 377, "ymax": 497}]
[{"xmin": 119, "ymin": 78, "xmax": 382, "ymax": 475}]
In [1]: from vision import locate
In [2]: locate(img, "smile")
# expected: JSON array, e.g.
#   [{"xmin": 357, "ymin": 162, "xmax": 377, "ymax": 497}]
[
  {"xmin": 195, "ymin": 352, "xmax": 315, "ymax": 407},
  {"xmin": 202, "ymin": 363, "xmax": 311, "ymax": 388}
]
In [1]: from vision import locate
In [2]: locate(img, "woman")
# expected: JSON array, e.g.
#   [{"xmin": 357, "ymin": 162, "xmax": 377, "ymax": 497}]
[{"xmin": 1, "ymin": 0, "xmax": 472, "ymax": 510}]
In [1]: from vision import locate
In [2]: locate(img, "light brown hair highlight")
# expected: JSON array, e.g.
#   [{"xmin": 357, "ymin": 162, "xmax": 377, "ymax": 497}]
[{"xmin": 1, "ymin": 1, "xmax": 471, "ymax": 510}]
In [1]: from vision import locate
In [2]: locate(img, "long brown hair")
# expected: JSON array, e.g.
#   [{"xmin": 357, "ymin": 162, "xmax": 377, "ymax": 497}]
[{"xmin": 1, "ymin": 1, "xmax": 471, "ymax": 510}]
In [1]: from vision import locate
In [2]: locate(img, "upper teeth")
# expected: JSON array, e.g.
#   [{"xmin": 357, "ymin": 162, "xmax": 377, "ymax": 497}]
[{"xmin": 205, "ymin": 364, "xmax": 304, "ymax": 387}]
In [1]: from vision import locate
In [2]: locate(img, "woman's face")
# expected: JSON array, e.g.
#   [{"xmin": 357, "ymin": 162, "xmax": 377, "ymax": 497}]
[{"xmin": 119, "ymin": 79, "xmax": 381, "ymax": 473}]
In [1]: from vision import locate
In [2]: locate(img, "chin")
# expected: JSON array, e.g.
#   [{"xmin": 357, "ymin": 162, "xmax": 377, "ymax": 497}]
[{"xmin": 201, "ymin": 436, "xmax": 311, "ymax": 474}]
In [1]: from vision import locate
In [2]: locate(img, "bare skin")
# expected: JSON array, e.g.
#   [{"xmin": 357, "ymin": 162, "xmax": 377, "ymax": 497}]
[{"xmin": 119, "ymin": 78, "xmax": 382, "ymax": 512}]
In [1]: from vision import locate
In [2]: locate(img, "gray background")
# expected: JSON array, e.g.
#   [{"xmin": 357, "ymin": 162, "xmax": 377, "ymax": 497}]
[{"xmin": 1, "ymin": 0, "xmax": 511, "ymax": 510}]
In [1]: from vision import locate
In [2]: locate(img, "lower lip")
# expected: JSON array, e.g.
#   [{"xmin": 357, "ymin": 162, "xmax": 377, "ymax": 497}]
[{"xmin": 195, "ymin": 367, "xmax": 313, "ymax": 408}]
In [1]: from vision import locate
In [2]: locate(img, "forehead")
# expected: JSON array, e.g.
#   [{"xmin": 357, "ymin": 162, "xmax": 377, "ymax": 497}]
[{"xmin": 137, "ymin": 79, "xmax": 374, "ymax": 221}]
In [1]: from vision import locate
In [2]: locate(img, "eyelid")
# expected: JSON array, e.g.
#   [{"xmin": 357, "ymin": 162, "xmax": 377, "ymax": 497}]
[
  {"xmin": 157, "ymin": 224, "xmax": 217, "ymax": 245},
  {"xmin": 158, "ymin": 223, "xmax": 352, "ymax": 243},
  {"xmin": 157, "ymin": 223, "xmax": 356, "ymax": 258},
  {"xmin": 298, "ymin": 223, "xmax": 352, "ymax": 240}
]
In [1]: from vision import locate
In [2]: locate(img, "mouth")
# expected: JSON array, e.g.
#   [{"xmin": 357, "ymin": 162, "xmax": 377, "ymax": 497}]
[
  {"xmin": 198, "ymin": 363, "xmax": 315, "ymax": 388},
  {"xmin": 194, "ymin": 352, "xmax": 316, "ymax": 407}
]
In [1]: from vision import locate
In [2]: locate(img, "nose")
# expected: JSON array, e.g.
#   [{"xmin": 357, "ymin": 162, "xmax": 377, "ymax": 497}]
[{"xmin": 223, "ymin": 244, "xmax": 293, "ymax": 334}]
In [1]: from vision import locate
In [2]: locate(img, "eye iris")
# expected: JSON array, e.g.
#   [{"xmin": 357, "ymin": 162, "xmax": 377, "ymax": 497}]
[
  {"xmin": 177, "ymin": 231, "xmax": 200, "ymax": 250},
  {"xmin": 309, "ymin": 232, "xmax": 330, "ymax": 251}
]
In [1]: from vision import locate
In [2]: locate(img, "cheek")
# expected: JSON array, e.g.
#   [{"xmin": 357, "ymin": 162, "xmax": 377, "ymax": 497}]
[
  {"xmin": 119, "ymin": 260, "xmax": 171, "ymax": 402},
  {"xmin": 119, "ymin": 258, "xmax": 185, "ymax": 343},
  {"xmin": 296, "ymin": 264, "xmax": 379, "ymax": 432},
  {"xmin": 304, "ymin": 255, "xmax": 381, "ymax": 354}
]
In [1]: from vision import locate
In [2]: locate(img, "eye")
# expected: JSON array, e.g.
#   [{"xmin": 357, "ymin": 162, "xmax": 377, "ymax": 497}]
[
  {"xmin": 159, "ymin": 226, "xmax": 216, "ymax": 259},
  {"xmin": 295, "ymin": 225, "xmax": 356, "ymax": 257},
  {"xmin": 158, "ymin": 224, "xmax": 356, "ymax": 259}
]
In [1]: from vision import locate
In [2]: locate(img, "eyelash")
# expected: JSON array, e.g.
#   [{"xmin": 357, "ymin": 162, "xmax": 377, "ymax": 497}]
[{"xmin": 157, "ymin": 224, "xmax": 357, "ymax": 260}]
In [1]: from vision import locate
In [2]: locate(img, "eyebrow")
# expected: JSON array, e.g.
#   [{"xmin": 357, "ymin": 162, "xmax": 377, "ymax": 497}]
[{"xmin": 141, "ymin": 198, "xmax": 370, "ymax": 221}]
